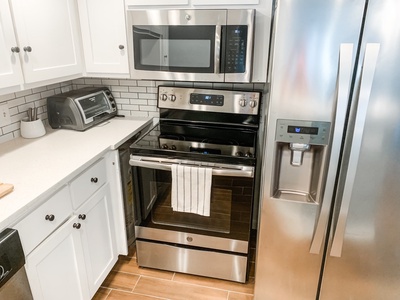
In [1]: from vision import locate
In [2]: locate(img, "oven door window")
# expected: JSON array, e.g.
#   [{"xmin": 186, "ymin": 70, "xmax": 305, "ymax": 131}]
[
  {"xmin": 136, "ymin": 167, "xmax": 253, "ymax": 240},
  {"xmin": 133, "ymin": 25, "xmax": 215, "ymax": 73}
]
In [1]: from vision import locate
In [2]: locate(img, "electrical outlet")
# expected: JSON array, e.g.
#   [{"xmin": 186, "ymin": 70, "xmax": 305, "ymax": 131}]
[{"xmin": 0, "ymin": 104, "xmax": 11, "ymax": 127}]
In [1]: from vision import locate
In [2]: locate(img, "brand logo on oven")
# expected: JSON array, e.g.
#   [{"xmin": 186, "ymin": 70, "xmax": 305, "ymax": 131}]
[
  {"xmin": 0, "ymin": 265, "xmax": 10, "ymax": 283},
  {"xmin": 89, "ymin": 97, "xmax": 96, "ymax": 102}
]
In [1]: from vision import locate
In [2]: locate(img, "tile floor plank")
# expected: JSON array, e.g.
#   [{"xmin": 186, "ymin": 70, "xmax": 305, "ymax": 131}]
[
  {"xmin": 134, "ymin": 276, "xmax": 229, "ymax": 300},
  {"xmin": 107, "ymin": 290, "xmax": 168, "ymax": 300},
  {"xmin": 102, "ymin": 271, "xmax": 141, "ymax": 291},
  {"xmin": 113, "ymin": 256, "xmax": 174, "ymax": 280},
  {"xmin": 173, "ymin": 272, "xmax": 254, "ymax": 295}
]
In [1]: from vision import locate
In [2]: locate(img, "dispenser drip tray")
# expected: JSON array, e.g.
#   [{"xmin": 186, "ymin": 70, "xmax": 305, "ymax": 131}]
[{"xmin": 273, "ymin": 189, "xmax": 317, "ymax": 204}]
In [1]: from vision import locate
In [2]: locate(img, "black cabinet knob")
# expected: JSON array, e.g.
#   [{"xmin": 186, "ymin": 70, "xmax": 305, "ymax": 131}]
[
  {"xmin": 73, "ymin": 223, "xmax": 81, "ymax": 229},
  {"xmin": 78, "ymin": 214, "xmax": 86, "ymax": 220},
  {"xmin": 91, "ymin": 177, "xmax": 98, "ymax": 183},
  {"xmin": 45, "ymin": 214, "xmax": 55, "ymax": 221}
]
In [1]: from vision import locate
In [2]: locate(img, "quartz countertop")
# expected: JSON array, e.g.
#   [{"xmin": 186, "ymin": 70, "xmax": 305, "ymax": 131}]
[{"xmin": 0, "ymin": 116, "xmax": 153, "ymax": 231}]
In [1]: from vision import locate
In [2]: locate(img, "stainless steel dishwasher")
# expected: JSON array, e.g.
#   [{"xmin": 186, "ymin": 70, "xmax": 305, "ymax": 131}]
[{"xmin": 0, "ymin": 228, "xmax": 33, "ymax": 299}]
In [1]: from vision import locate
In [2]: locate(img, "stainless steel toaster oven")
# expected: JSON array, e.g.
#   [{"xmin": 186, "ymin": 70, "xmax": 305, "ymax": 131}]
[{"xmin": 47, "ymin": 87, "xmax": 117, "ymax": 131}]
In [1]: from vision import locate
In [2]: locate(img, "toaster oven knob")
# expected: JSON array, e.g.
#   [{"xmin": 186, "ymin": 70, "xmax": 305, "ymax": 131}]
[
  {"xmin": 235, "ymin": 151, "xmax": 244, "ymax": 157},
  {"xmin": 161, "ymin": 144, "xmax": 169, "ymax": 149},
  {"xmin": 170, "ymin": 145, "xmax": 176, "ymax": 150},
  {"xmin": 169, "ymin": 94, "xmax": 176, "ymax": 102},
  {"xmin": 239, "ymin": 99, "xmax": 247, "ymax": 107},
  {"xmin": 161, "ymin": 94, "xmax": 168, "ymax": 101}
]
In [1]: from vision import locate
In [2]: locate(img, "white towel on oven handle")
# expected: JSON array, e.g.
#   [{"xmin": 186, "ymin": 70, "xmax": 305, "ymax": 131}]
[{"xmin": 171, "ymin": 164, "xmax": 212, "ymax": 217}]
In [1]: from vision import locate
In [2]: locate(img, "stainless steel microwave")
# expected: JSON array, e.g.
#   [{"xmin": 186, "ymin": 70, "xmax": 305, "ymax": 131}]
[{"xmin": 126, "ymin": 9, "xmax": 255, "ymax": 83}]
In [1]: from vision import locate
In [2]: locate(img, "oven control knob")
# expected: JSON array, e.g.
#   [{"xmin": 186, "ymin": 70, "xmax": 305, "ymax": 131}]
[
  {"xmin": 169, "ymin": 94, "xmax": 177, "ymax": 102},
  {"xmin": 235, "ymin": 151, "xmax": 244, "ymax": 157},
  {"xmin": 161, "ymin": 144, "xmax": 169, "ymax": 149},
  {"xmin": 249, "ymin": 100, "xmax": 257, "ymax": 108},
  {"xmin": 245, "ymin": 152, "xmax": 253, "ymax": 158},
  {"xmin": 170, "ymin": 145, "xmax": 176, "ymax": 150},
  {"xmin": 160, "ymin": 94, "xmax": 168, "ymax": 101},
  {"xmin": 239, "ymin": 99, "xmax": 247, "ymax": 107}
]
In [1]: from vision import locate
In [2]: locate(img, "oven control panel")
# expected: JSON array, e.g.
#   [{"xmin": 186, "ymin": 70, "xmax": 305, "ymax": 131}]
[{"xmin": 158, "ymin": 86, "xmax": 260, "ymax": 115}]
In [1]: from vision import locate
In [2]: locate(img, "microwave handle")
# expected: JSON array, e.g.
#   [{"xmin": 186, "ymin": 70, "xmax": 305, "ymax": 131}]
[{"xmin": 215, "ymin": 25, "xmax": 222, "ymax": 74}]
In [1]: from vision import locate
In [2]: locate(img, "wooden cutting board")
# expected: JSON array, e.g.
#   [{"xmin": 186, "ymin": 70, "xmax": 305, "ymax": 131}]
[{"xmin": 0, "ymin": 183, "xmax": 14, "ymax": 198}]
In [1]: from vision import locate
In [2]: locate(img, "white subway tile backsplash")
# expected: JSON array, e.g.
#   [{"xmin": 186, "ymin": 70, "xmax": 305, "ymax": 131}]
[{"xmin": 0, "ymin": 77, "xmax": 265, "ymax": 144}]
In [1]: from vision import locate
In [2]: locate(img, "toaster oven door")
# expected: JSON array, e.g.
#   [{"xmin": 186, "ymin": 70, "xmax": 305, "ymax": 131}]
[{"xmin": 75, "ymin": 91, "xmax": 113, "ymax": 124}]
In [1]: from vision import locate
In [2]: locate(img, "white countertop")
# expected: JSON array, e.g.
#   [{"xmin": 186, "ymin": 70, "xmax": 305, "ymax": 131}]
[{"xmin": 0, "ymin": 117, "xmax": 153, "ymax": 231}]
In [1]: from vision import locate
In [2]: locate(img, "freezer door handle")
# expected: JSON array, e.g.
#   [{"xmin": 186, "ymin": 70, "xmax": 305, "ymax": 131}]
[
  {"xmin": 309, "ymin": 44, "xmax": 354, "ymax": 254},
  {"xmin": 330, "ymin": 43, "xmax": 380, "ymax": 257}
]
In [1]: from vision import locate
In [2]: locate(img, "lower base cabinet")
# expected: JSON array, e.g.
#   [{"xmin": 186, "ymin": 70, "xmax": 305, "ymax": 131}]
[
  {"xmin": 25, "ymin": 216, "xmax": 91, "ymax": 300},
  {"xmin": 25, "ymin": 184, "xmax": 117, "ymax": 300}
]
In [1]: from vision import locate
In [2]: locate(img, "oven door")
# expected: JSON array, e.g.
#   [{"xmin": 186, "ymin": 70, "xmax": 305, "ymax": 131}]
[
  {"xmin": 127, "ymin": 9, "xmax": 225, "ymax": 82},
  {"xmin": 130, "ymin": 156, "xmax": 255, "ymax": 254}
]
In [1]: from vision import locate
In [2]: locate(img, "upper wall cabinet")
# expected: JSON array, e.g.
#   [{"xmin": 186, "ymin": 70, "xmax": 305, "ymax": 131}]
[
  {"xmin": 0, "ymin": 0, "xmax": 23, "ymax": 89},
  {"xmin": 77, "ymin": 0, "xmax": 129, "ymax": 76},
  {"xmin": 10, "ymin": 0, "xmax": 83, "ymax": 84},
  {"xmin": 125, "ymin": 0, "xmax": 189, "ymax": 5}
]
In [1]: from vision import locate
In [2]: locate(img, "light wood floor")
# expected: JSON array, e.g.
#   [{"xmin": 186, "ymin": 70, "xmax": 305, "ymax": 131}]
[{"xmin": 93, "ymin": 241, "xmax": 256, "ymax": 300}]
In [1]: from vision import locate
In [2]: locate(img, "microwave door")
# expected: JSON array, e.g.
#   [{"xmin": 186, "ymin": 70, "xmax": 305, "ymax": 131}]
[{"xmin": 128, "ymin": 10, "xmax": 226, "ymax": 82}]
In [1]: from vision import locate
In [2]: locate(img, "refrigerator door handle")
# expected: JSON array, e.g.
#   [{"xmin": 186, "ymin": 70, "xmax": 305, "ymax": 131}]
[
  {"xmin": 329, "ymin": 43, "xmax": 380, "ymax": 257},
  {"xmin": 309, "ymin": 44, "xmax": 354, "ymax": 254}
]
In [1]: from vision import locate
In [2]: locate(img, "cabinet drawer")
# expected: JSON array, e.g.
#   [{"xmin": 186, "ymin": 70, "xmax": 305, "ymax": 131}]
[
  {"xmin": 70, "ymin": 158, "xmax": 107, "ymax": 209},
  {"xmin": 14, "ymin": 185, "xmax": 73, "ymax": 255}
]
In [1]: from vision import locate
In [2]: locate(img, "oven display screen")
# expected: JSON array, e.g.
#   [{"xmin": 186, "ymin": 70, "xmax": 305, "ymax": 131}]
[
  {"xmin": 190, "ymin": 147, "xmax": 221, "ymax": 155},
  {"xmin": 287, "ymin": 125, "xmax": 319, "ymax": 135},
  {"xmin": 190, "ymin": 93, "xmax": 224, "ymax": 106}
]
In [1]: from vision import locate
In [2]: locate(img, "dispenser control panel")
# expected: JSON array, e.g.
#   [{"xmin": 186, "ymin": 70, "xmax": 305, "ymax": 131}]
[{"xmin": 275, "ymin": 119, "xmax": 331, "ymax": 145}]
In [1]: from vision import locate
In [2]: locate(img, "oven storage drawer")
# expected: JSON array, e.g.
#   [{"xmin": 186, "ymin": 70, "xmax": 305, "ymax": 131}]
[{"xmin": 136, "ymin": 240, "xmax": 248, "ymax": 283}]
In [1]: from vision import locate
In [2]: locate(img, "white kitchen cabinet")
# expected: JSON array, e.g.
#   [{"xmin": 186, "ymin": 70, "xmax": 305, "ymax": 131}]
[
  {"xmin": 0, "ymin": 0, "xmax": 23, "ymax": 89},
  {"xmin": 70, "ymin": 158, "xmax": 107, "ymax": 209},
  {"xmin": 10, "ymin": 0, "xmax": 83, "ymax": 84},
  {"xmin": 76, "ymin": 183, "xmax": 117, "ymax": 297},
  {"xmin": 20, "ymin": 154, "xmax": 123, "ymax": 300},
  {"xmin": 78, "ymin": 0, "xmax": 129, "ymax": 75},
  {"xmin": 14, "ymin": 185, "xmax": 73, "ymax": 256},
  {"xmin": 192, "ymin": 0, "xmax": 259, "ymax": 4},
  {"xmin": 125, "ymin": 0, "xmax": 189, "ymax": 6},
  {"xmin": 25, "ymin": 215, "xmax": 91, "ymax": 300}
]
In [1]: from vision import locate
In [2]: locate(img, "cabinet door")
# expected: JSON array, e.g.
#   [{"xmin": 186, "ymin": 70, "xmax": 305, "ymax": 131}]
[
  {"xmin": 78, "ymin": 183, "xmax": 117, "ymax": 297},
  {"xmin": 78, "ymin": 0, "xmax": 129, "ymax": 74},
  {"xmin": 0, "ymin": 0, "xmax": 23, "ymax": 89},
  {"xmin": 11, "ymin": 0, "xmax": 82, "ymax": 83},
  {"xmin": 25, "ymin": 216, "xmax": 90, "ymax": 300}
]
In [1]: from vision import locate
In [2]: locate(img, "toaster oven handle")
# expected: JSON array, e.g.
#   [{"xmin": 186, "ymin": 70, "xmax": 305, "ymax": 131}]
[
  {"xmin": 129, "ymin": 157, "xmax": 254, "ymax": 178},
  {"xmin": 215, "ymin": 25, "xmax": 222, "ymax": 74}
]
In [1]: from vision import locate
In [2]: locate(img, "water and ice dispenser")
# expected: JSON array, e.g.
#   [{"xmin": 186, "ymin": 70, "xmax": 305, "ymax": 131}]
[{"xmin": 272, "ymin": 119, "xmax": 331, "ymax": 204}]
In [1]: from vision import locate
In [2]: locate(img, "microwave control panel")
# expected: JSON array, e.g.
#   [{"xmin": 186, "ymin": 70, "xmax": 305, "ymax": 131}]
[{"xmin": 222, "ymin": 25, "xmax": 248, "ymax": 74}]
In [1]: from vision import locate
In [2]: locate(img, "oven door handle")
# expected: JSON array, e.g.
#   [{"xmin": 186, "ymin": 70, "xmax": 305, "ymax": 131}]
[{"xmin": 129, "ymin": 157, "xmax": 254, "ymax": 178}]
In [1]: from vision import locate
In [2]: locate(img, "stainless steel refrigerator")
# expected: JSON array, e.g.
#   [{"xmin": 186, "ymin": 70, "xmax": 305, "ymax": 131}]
[{"xmin": 255, "ymin": 0, "xmax": 400, "ymax": 299}]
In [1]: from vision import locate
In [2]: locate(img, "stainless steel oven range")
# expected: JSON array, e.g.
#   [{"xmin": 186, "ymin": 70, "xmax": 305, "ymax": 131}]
[{"xmin": 129, "ymin": 86, "xmax": 261, "ymax": 283}]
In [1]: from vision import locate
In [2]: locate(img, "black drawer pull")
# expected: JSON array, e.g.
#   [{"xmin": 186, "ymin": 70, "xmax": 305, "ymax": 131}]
[{"xmin": 45, "ymin": 214, "xmax": 55, "ymax": 221}]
